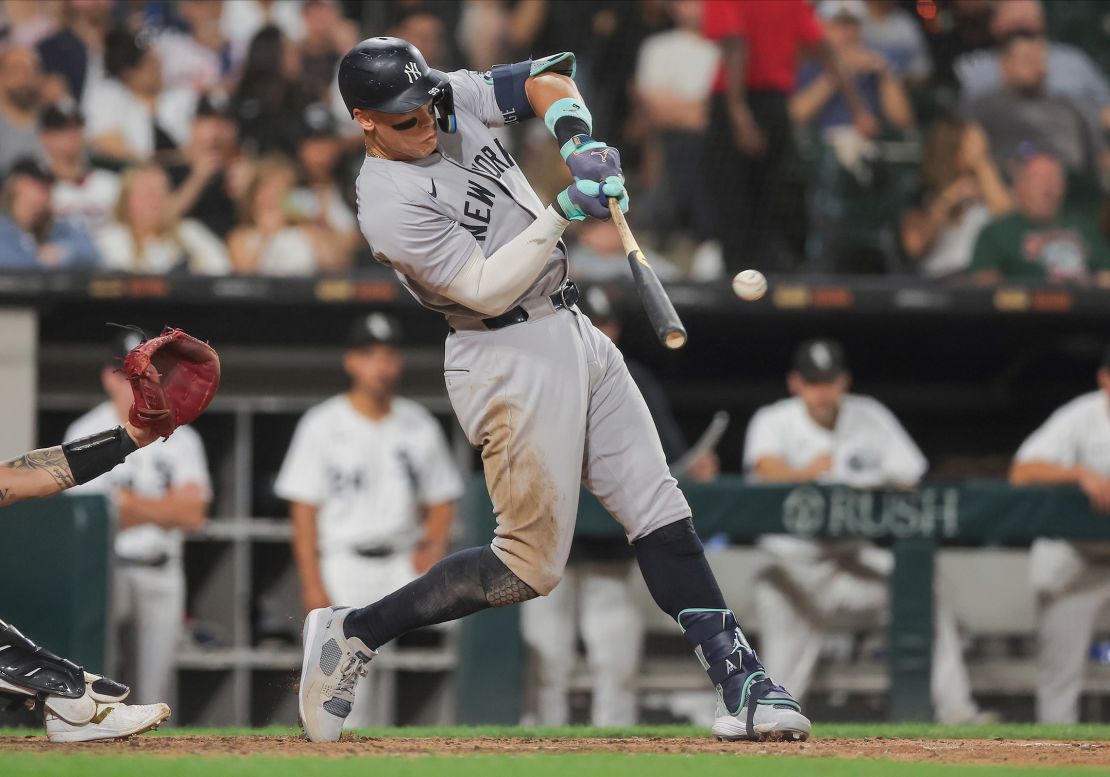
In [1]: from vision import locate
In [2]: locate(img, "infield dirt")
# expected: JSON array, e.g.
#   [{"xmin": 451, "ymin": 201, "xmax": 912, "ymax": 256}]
[{"xmin": 1, "ymin": 735, "xmax": 1107, "ymax": 768}]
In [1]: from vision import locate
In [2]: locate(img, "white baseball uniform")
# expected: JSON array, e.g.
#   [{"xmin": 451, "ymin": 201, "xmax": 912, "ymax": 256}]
[
  {"xmin": 1014, "ymin": 389, "xmax": 1110, "ymax": 723},
  {"xmin": 274, "ymin": 394, "xmax": 464, "ymax": 606},
  {"xmin": 743, "ymin": 395, "xmax": 983, "ymax": 724},
  {"xmin": 65, "ymin": 402, "xmax": 211, "ymax": 705},
  {"xmin": 275, "ymin": 393, "xmax": 463, "ymax": 729},
  {"xmin": 355, "ymin": 68, "xmax": 691, "ymax": 596}
]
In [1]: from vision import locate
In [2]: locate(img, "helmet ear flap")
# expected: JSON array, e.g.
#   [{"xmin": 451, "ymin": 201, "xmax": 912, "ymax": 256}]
[{"xmin": 432, "ymin": 82, "xmax": 456, "ymax": 133}]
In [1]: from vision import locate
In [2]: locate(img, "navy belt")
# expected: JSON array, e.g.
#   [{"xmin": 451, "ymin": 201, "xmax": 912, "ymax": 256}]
[
  {"xmin": 354, "ymin": 546, "xmax": 396, "ymax": 559},
  {"xmin": 117, "ymin": 553, "xmax": 170, "ymax": 568},
  {"xmin": 480, "ymin": 281, "xmax": 580, "ymax": 331}
]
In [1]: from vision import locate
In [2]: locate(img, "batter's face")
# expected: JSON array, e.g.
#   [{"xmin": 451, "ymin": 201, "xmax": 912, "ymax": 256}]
[
  {"xmin": 344, "ymin": 344, "xmax": 404, "ymax": 400},
  {"xmin": 355, "ymin": 102, "xmax": 438, "ymax": 161},
  {"xmin": 788, "ymin": 372, "xmax": 850, "ymax": 430}
]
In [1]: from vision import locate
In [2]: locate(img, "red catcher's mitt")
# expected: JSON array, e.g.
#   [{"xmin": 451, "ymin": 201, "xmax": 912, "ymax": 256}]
[{"xmin": 122, "ymin": 327, "xmax": 220, "ymax": 438}]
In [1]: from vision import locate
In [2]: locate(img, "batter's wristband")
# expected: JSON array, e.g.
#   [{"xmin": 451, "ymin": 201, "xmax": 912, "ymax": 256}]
[
  {"xmin": 560, "ymin": 134, "xmax": 605, "ymax": 161},
  {"xmin": 544, "ymin": 97, "xmax": 592, "ymax": 139},
  {"xmin": 62, "ymin": 426, "xmax": 138, "ymax": 485}
]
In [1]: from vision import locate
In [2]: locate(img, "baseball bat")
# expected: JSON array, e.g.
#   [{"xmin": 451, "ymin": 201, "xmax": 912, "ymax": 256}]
[
  {"xmin": 608, "ymin": 198, "xmax": 687, "ymax": 350},
  {"xmin": 671, "ymin": 410, "xmax": 731, "ymax": 477}
]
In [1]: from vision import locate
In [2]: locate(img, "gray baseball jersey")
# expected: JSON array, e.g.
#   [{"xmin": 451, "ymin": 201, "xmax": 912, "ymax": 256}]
[
  {"xmin": 356, "ymin": 70, "xmax": 567, "ymax": 321},
  {"xmin": 354, "ymin": 67, "xmax": 690, "ymax": 595}
]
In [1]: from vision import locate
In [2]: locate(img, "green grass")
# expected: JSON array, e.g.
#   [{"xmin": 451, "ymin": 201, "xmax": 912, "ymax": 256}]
[
  {"xmin": 0, "ymin": 753, "xmax": 1104, "ymax": 777},
  {"xmin": 4, "ymin": 724, "xmax": 1109, "ymax": 776},
  {"xmin": 3, "ymin": 722, "xmax": 1110, "ymax": 741}
]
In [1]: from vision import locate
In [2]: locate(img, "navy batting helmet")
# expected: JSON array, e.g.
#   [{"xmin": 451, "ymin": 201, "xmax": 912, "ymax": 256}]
[{"xmin": 337, "ymin": 37, "xmax": 456, "ymax": 131}]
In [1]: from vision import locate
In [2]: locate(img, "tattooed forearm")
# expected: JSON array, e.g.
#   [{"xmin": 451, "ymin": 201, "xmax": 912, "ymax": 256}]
[
  {"xmin": 2, "ymin": 446, "xmax": 76, "ymax": 492},
  {"xmin": 0, "ymin": 487, "xmax": 10, "ymax": 503}
]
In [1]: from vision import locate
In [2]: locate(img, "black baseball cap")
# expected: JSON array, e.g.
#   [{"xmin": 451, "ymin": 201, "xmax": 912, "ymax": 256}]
[
  {"xmin": 298, "ymin": 102, "xmax": 338, "ymax": 141},
  {"xmin": 195, "ymin": 91, "xmax": 234, "ymax": 120},
  {"xmin": 8, "ymin": 156, "xmax": 54, "ymax": 184},
  {"xmin": 347, "ymin": 313, "xmax": 402, "ymax": 349},
  {"xmin": 103, "ymin": 327, "xmax": 148, "ymax": 368},
  {"xmin": 40, "ymin": 98, "xmax": 84, "ymax": 130},
  {"xmin": 578, "ymin": 286, "xmax": 616, "ymax": 325},
  {"xmin": 792, "ymin": 339, "xmax": 848, "ymax": 383}
]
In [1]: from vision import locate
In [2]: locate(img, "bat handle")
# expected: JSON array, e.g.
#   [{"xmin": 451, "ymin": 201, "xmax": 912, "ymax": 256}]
[{"xmin": 609, "ymin": 199, "xmax": 638, "ymax": 256}]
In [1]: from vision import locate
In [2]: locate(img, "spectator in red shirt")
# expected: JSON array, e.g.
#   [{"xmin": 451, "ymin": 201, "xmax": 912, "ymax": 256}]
[{"xmin": 702, "ymin": 0, "xmax": 876, "ymax": 274}]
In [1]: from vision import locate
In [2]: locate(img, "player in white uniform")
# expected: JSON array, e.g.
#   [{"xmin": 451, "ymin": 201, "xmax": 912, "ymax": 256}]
[
  {"xmin": 65, "ymin": 333, "xmax": 211, "ymax": 705},
  {"xmin": 276, "ymin": 313, "xmax": 463, "ymax": 729},
  {"xmin": 299, "ymin": 37, "xmax": 810, "ymax": 744},
  {"xmin": 745, "ymin": 340, "xmax": 986, "ymax": 724},
  {"xmin": 1010, "ymin": 345, "xmax": 1110, "ymax": 723}
]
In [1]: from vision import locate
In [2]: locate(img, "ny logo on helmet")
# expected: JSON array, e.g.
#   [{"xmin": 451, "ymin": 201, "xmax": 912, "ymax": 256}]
[{"xmin": 404, "ymin": 62, "xmax": 421, "ymax": 83}]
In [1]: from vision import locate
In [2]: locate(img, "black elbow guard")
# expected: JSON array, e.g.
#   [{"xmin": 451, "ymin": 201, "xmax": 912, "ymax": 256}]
[{"xmin": 62, "ymin": 426, "xmax": 138, "ymax": 485}]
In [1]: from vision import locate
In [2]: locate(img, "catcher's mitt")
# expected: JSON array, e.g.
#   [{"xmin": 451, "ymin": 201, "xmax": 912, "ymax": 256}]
[{"xmin": 122, "ymin": 327, "xmax": 221, "ymax": 438}]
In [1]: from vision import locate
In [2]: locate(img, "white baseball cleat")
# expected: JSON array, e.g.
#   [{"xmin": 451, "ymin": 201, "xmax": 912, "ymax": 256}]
[
  {"xmin": 711, "ymin": 697, "xmax": 812, "ymax": 742},
  {"xmin": 44, "ymin": 700, "xmax": 171, "ymax": 742},
  {"xmin": 299, "ymin": 606, "xmax": 376, "ymax": 742}
]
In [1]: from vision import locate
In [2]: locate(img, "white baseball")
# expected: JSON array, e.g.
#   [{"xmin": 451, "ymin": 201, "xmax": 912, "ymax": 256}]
[{"xmin": 732, "ymin": 269, "xmax": 767, "ymax": 301}]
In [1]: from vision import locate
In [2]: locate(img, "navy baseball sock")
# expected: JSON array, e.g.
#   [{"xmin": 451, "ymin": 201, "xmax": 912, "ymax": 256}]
[
  {"xmin": 632, "ymin": 517, "xmax": 726, "ymax": 618},
  {"xmin": 343, "ymin": 545, "xmax": 537, "ymax": 650}
]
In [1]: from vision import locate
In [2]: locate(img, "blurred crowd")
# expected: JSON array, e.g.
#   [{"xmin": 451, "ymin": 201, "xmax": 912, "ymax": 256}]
[{"xmin": 0, "ymin": 0, "xmax": 1107, "ymax": 281}]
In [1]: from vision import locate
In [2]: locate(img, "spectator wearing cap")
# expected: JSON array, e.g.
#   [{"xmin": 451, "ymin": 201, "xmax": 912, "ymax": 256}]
[
  {"xmin": 288, "ymin": 103, "xmax": 357, "ymax": 271},
  {"xmin": 1010, "ymin": 343, "xmax": 1110, "ymax": 723},
  {"xmin": 963, "ymin": 30, "xmax": 1105, "ymax": 179},
  {"xmin": 227, "ymin": 154, "xmax": 318, "ymax": 275},
  {"xmin": 36, "ymin": 0, "xmax": 114, "ymax": 105},
  {"xmin": 84, "ymin": 28, "xmax": 195, "ymax": 165},
  {"xmin": 0, "ymin": 45, "xmax": 47, "ymax": 175},
  {"xmin": 165, "ymin": 92, "xmax": 243, "ymax": 239},
  {"xmin": 521, "ymin": 286, "xmax": 717, "ymax": 727},
  {"xmin": 231, "ymin": 25, "xmax": 308, "ymax": 156},
  {"xmin": 0, "ymin": 156, "xmax": 100, "ymax": 270},
  {"xmin": 702, "ymin": 0, "xmax": 877, "ymax": 274},
  {"xmin": 95, "ymin": 164, "xmax": 229, "ymax": 275},
  {"xmin": 957, "ymin": 0, "xmax": 1110, "ymax": 134},
  {"xmin": 744, "ymin": 339, "xmax": 989, "ymax": 724},
  {"xmin": 274, "ymin": 313, "xmax": 463, "ymax": 730},
  {"xmin": 40, "ymin": 99, "xmax": 121, "ymax": 233},
  {"xmin": 790, "ymin": 1, "xmax": 914, "ymax": 138},
  {"xmin": 968, "ymin": 155, "xmax": 1110, "ymax": 285}
]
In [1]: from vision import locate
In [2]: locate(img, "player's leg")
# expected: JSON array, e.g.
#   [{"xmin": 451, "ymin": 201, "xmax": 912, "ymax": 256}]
[
  {"xmin": 578, "ymin": 561, "xmax": 643, "ymax": 726},
  {"xmin": 752, "ymin": 573, "xmax": 824, "ymax": 702},
  {"xmin": 577, "ymin": 317, "xmax": 809, "ymax": 740},
  {"xmin": 0, "ymin": 619, "xmax": 169, "ymax": 742},
  {"xmin": 520, "ymin": 566, "xmax": 580, "ymax": 726},
  {"xmin": 321, "ymin": 554, "xmax": 394, "ymax": 730},
  {"xmin": 932, "ymin": 591, "xmax": 986, "ymax": 724},
  {"xmin": 1036, "ymin": 583, "xmax": 1109, "ymax": 723},
  {"xmin": 130, "ymin": 563, "xmax": 185, "ymax": 705},
  {"xmin": 302, "ymin": 311, "xmax": 591, "ymax": 741}
]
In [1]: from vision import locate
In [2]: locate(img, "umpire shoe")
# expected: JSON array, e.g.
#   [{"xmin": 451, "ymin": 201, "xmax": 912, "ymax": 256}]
[
  {"xmin": 44, "ymin": 700, "xmax": 171, "ymax": 742},
  {"xmin": 678, "ymin": 609, "xmax": 811, "ymax": 742},
  {"xmin": 299, "ymin": 606, "xmax": 376, "ymax": 742}
]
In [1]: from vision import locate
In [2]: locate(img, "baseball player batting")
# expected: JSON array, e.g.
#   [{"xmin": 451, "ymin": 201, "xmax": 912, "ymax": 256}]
[
  {"xmin": 0, "ymin": 328, "xmax": 219, "ymax": 742},
  {"xmin": 298, "ymin": 37, "xmax": 810, "ymax": 743}
]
